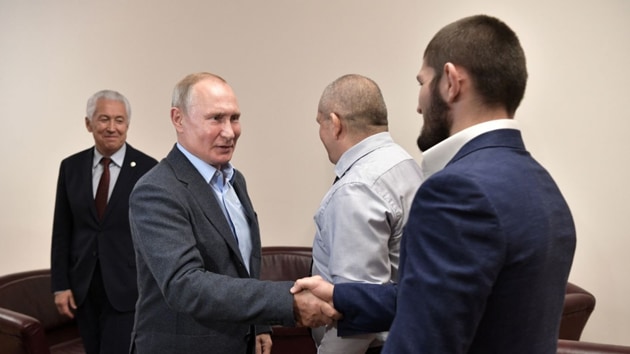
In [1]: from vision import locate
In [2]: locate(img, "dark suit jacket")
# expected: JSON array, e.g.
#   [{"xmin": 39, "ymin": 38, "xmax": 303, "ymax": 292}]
[
  {"xmin": 128, "ymin": 145, "xmax": 295, "ymax": 354},
  {"xmin": 51, "ymin": 143, "xmax": 157, "ymax": 311},
  {"xmin": 334, "ymin": 129, "xmax": 576, "ymax": 354}
]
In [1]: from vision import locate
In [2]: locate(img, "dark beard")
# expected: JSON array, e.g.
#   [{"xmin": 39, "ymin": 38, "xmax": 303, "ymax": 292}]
[{"xmin": 416, "ymin": 82, "xmax": 451, "ymax": 152}]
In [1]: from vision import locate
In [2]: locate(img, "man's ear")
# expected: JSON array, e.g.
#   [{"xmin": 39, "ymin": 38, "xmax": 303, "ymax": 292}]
[
  {"xmin": 330, "ymin": 112, "xmax": 342, "ymax": 139},
  {"xmin": 171, "ymin": 107, "xmax": 183, "ymax": 133},
  {"xmin": 85, "ymin": 117, "xmax": 93, "ymax": 133},
  {"xmin": 443, "ymin": 62, "xmax": 463, "ymax": 103}
]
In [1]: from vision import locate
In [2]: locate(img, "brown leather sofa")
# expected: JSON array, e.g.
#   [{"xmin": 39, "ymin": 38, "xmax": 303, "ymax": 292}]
[
  {"xmin": 0, "ymin": 248, "xmax": 315, "ymax": 354},
  {"xmin": 558, "ymin": 339, "xmax": 630, "ymax": 353},
  {"xmin": 560, "ymin": 282, "xmax": 596, "ymax": 340},
  {"xmin": 259, "ymin": 246, "xmax": 626, "ymax": 354},
  {"xmin": 0, "ymin": 269, "xmax": 84, "ymax": 354},
  {"xmin": 1, "ymin": 247, "xmax": 627, "ymax": 354},
  {"xmin": 0, "ymin": 247, "xmax": 315, "ymax": 354},
  {"xmin": 554, "ymin": 283, "xmax": 630, "ymax": 352},
  {"xmin": 260, "ymin": 246, "xmax": 317, "ymax": 354}
]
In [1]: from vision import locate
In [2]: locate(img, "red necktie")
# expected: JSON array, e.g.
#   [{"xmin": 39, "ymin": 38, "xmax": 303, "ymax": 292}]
[{"xmin": 95, "ymin": 157, "xmax": 111, "ymax": 220}]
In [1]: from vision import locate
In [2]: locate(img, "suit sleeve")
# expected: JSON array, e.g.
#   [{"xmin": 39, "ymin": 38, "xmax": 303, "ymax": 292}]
[
  {"xmin": 50, "ymin": 160, "xmax": 72, "ymax": 292},
  {"xmin": 129, "ymin": 179, "xmax": 296, "ymax": 327},
  {"xmin": 334, "ymin": 282, "xmax": 397, "ymax": 336}
]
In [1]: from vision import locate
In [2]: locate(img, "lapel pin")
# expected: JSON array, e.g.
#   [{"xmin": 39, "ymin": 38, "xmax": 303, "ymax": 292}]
[{"xmin": 130, "ymin": 161, "xmax": 137, "ymax": 167}]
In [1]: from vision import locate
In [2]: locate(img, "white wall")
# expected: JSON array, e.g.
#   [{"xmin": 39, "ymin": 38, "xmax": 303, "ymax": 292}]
[{"xmin": 1, "ymin": 0, "xmax": 628, "ymax": 346}]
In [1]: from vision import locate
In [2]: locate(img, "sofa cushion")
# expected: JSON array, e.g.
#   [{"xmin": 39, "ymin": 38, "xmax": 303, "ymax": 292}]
[{"xmin": 50, "ymin": 337, "xmax": 85, "ymax": 354}]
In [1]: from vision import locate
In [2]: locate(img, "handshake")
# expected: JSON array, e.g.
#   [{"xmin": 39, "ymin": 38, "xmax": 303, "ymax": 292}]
[{"xmin": 291, "ymin": 275, "xmax": 342, "ymax": 328}]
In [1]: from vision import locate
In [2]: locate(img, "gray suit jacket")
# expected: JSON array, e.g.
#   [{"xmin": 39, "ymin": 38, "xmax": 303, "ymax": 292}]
[{"xmin": 129, "ymin": 145, "xmax": 295, "ymax": 354}]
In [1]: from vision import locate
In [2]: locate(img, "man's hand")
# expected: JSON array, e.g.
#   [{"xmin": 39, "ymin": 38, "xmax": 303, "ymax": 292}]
[
  {"xmin": 291, "ymin": 276, "xmax": 341, "ymax": 327},
  {"xmin": 290, "ymin": 275, "xmax": 334, "ymax": 303},
  {"xmin": 54, "ymin": 290, "xmax": 76, "ymax": 318},
  {"xmin": 255, "ymin": 333, "xmax": 272, "ymax": 354},
  {"xmin": 293, "ymin": 289, "xmax": 340, "ymax": 327}
]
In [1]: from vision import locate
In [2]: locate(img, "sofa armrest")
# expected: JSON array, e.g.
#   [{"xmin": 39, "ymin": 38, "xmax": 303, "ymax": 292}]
[
  {"xmin": 560, "ymin": 283, "xmax": 596, "ymax": 340},
  {"xmin": 558, "ymin": 339, "xmax": 630, "ymax": 353},
  {"xmin": 0, "ymin": 307, "xmax": 51, "ymax": 354}
]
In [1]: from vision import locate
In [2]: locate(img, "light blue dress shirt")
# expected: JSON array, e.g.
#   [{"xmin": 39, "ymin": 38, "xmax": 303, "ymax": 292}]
[{"xmin": 176, "ymin": 143, "xmax": 252, "ymax": 273}]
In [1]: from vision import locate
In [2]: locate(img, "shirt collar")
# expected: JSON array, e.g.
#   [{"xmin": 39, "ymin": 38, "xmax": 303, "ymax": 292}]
[
  {"xmin": 421, "ymin": 119, "xmax": 519, "ymax": 179},
  {"xmin": 176, "ymin": 143, "xmax": 234, "ymax": 186},
  {"xmin": 93, "ymin": 143, "xmax": 126, "ymax": 168},
  {"xmin": 334, "ymin": 132, "xmax": 393, "ymax": 180}
]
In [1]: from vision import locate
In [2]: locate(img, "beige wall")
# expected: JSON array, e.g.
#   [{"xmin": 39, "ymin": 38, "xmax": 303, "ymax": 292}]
[{"xmin": 1, "ymin": 0, "xmax": 628, "ymax": 346}]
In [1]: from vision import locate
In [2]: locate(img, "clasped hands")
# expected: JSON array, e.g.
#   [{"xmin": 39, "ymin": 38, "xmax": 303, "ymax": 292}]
[{"xmin": 291, "ymin": 275, "xmax": 341, "ymax": 327}]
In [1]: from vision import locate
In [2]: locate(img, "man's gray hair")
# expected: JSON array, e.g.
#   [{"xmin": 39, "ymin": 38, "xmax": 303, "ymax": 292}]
[
  {"xmin": 171, "ymin": 72, "xmax": 226, "ymax": 114},
  {"xmin": 86, "ymin": 90, "xmax": 131, "ymax": 121}
]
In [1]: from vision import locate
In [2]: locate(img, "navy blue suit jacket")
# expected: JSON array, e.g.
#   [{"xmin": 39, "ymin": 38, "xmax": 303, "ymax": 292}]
[
  {"xmin": 51, "ymin": 144, "xmax": 157, "ymax": 311},
  {"xmin": 334, "ymin": 129, "xmax": 576, "ymax": 354}
]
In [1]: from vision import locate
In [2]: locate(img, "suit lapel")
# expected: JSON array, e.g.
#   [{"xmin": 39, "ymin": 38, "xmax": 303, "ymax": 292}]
[
  {"xmin": 107, "ymin": 145, "xmax": 136, "ymax": 214},
  {"xmin": 166, "ymin": 147, "xmax": 242, "ymax": 259},
  {"xmin": 232, "ymin": 172, "xmax": 261, "ymax": 277},
  {"xmin": 232, "ymin": 177, "xmax": 256, "ymax": 228},
  {"xmin": 100, "ymin": 144, "xmax": 139, "ymax": 221},
  {"xmin": 81, "ymin": 148, "xmax": 101, "ymax": 222}
]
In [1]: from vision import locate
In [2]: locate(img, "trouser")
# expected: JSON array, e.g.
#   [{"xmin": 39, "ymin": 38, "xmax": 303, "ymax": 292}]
[{"xmin": 75, "ymin": 263, "xmax": 135, "ymax": 354}]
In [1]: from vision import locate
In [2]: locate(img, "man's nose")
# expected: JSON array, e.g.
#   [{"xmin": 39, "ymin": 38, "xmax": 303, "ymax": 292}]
[{"xmin": 221, "ymin": 121, "xmax": 235, "ymax": 138}]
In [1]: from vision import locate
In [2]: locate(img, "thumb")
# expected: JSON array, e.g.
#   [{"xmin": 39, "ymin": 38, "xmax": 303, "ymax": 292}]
[
  {"xmin": 290, "ymin": 275, "xmax": 323, "ymax": 294},
  {"xmin": 69, "ymin": 293, "xmax": 77, "ymax": 310}
]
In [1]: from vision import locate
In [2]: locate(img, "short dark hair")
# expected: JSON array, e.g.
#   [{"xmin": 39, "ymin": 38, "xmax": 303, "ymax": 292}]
[{"xmin": 424, "ymin": 15, "xmax": 527, "ymax": 116}]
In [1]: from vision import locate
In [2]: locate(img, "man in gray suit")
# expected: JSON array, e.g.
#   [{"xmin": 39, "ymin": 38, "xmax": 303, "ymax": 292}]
[{"xmin": 128, "ymin": 72, "xmax": 336, "ymax": 354}]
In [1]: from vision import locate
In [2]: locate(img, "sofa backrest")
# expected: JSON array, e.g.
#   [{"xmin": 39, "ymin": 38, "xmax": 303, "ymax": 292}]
[
  {"xmin": 260, "ymin": 246, "xmax": 312, "ymax": 281},
  {"xmin": 260, "ymin": 247, "xmax": 317, "ymax": 354},
  {"xmin": 0, "ymin": 269, "xmax": 72, "ymax": 332}
]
